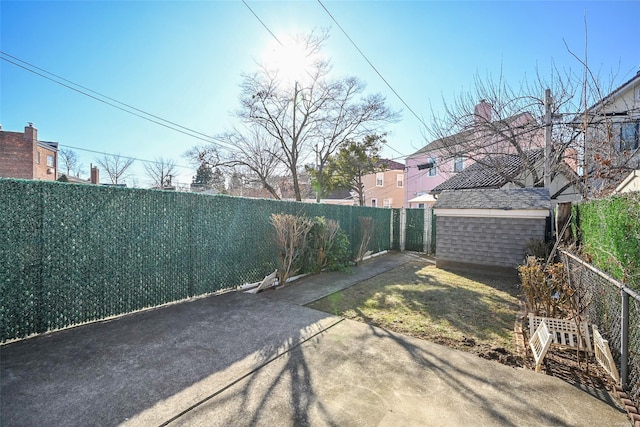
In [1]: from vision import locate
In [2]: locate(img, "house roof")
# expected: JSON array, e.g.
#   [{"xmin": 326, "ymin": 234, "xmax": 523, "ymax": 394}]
[
  {"xmin": 38, "ymin": 140, "xmax": 59, "ymax": 151},
  {"xmin": 430, "ymin": 150, "xmax": 544, "ymax": 194},
  {"xmin": 408, "ymin": 112, "xmax": 536, "ymax": 159},
  {"xmin": 407, "ymin": 194, "xmax": 437, "ymax": 203},
  {"xmin": 583, "ymin": 70, "xmax": 640, "ymax": 116},
  {"xmin": 323, "ymin": 188, "xmax": 353, "ymax": 200},
  {"xmin": 378, "ymin": 159, "xmax": 405, "ymax": 170},
  {"xmin": 433, "ymin": 188, "xmax": 550, "ymax": 210}
]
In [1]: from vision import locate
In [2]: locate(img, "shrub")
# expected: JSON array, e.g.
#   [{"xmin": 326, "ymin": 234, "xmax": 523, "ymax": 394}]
[
  {"xmin": 518, "ymin": 256, "xmax": 572, "ymax": 318},
  {"xmin": 302, "ymin": 216, "xmax": 352, "ymax": 274},
  {"xmin": 271, "ymin": 213, "xmax": 314, "ymax": 285},
  {"xmin": 356, "ymin": 216, "xmax": 373, "ymax": 263}
]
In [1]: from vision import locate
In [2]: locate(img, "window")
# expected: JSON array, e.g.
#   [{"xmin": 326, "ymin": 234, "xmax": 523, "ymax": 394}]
[
  {"xmin": 375, "ymin": 172, "xmax": 384, "ymax": 187},
  {"xmin": 417, "ymin": 203, "xmax": 425, "ymax": 209},
  {"xmin": 383, "ymin": 198, "xmax": 392, "ymax": 208},
  {"xmin": 396, "ymin": 174, "xmax": 404, "ymax": 188},
  {"xmin": 36, "ymin": 151, "xmax": 41, "ymax": 164},
  {"xmin": 370, "ymin": 198, "xmax": 377, "ymax": 207},
  {"xmin": 620, "ymin": 122, "xmax": 639, "ymax": 151},
  {"xmin": 46, "ymin": 155, "xmax": 55, "ymax": 167},
  {"xmin": 453, "ymin": 156, "xmax": 465, "ymax": 172},
  {"xmin": 427, "ymin": 157, "xmax": 437, "ymax": 177}
]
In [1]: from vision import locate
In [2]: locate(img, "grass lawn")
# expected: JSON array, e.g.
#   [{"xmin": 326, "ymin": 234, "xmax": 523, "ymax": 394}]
[{"xmin": 307, "ymin": 259, "xmax": 522, "ymax": 356}]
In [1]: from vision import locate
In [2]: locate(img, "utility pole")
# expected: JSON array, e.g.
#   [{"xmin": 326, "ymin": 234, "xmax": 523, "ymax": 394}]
[{"xmin": 544, "ymin": 88, "xmax": 552, "ymax": 189}]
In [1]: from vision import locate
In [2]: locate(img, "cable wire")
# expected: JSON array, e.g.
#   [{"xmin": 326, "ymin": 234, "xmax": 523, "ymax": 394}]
[
  {"xmin": 316, "ymin": 0, "xmax": 428, "ymax": 130},
  {"xmin": 0, "ymin": 51, "xmax": 236, "ymax": 150}
]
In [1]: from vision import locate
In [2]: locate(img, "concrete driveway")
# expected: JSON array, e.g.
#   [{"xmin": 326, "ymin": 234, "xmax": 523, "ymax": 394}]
[{"xmin": 0, "ymin": 252, "xmax": 629, "ymax": 426}]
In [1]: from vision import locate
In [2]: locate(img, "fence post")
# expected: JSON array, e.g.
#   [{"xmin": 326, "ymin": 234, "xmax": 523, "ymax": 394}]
[
  {"xmin": 400, "ymin": 207, "xmax": 406, "ymax": 252},
  {"xmin": 424, "ymin": 207, "xmax": 432, "ymax": 254},
  {"xmin": 621, "ymin": 290, "xmax": 629, "ymax": 387},
  {"xmin": 390, "ymin": 210, "xmax": 394, "ymax": 250}
]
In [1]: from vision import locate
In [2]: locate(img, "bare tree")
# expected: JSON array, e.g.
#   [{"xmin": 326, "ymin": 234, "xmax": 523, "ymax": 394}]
[
  {"xmin": 95, "ymin": 154, "xmax": 135, "ymax": 185},
  {"xmin": 186, "ymin": 126, "xmax": 284, "ymax": 199},
  {"xmin": 425, "ymin": 63, "xmax": 633, "ymax": 198},
  {"xmin": 58, "ymin": 148, "xmax": 79, "ymax": 176},
  {"xmin": 144, "ymin": 157, "xmax": 177, "ymax": 189},
  {"xmin": 232, "ymin": 29, "xmax": 398, "ymax": 201}
]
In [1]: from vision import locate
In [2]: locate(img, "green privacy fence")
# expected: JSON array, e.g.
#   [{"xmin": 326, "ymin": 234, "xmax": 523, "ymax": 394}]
[
  {"xmin": 0, "ymin": 179, "xmax": 392, "ymax": 342},
  {"xmin": 404, "ymin": 208, "xmax": 424, "ymax": 252}
]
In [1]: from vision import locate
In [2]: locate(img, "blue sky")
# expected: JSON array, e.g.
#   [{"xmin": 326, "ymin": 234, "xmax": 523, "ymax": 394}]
[{"xmin": 1, "ymin": 1, "xmax": 639, "ymax": 187}]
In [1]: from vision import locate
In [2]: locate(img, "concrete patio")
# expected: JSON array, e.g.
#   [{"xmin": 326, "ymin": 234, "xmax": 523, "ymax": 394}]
[{"xmin": 0, "ymin": 252, "xmax": 629, "ymax": 426}]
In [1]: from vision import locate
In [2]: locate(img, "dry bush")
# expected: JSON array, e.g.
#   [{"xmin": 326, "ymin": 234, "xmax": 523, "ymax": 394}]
[
  {"xmin": 271, "ymin": 213, "xmax": 313, "ymax": 284},
  {"xmin": 356, "ymin": 216, "xmax": 373, "ymax": 263}
]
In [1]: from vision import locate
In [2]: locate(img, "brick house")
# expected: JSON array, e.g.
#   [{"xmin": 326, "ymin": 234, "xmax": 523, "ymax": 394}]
[
  {"xmin": 361, "ymin": 159, "xmax": 405, "ymax": 208},
  {"xmin": 0, "ymin": 124, "xmax": 58, "ymax": 180}
]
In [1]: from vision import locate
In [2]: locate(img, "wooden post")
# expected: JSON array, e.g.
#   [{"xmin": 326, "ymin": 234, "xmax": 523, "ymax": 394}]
[{"xmin": 555, "ymin": 202, "xmax": 572, "ymax": 243}]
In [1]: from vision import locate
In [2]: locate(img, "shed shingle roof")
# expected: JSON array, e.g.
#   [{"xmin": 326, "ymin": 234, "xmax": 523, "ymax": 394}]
[
  {"xmin": 430, "ymin": 150, "xmax": 544, "ymax": 194},
  {"xmin": 433, "ymin": 188, "xmax": 550, "ymax": 210}
]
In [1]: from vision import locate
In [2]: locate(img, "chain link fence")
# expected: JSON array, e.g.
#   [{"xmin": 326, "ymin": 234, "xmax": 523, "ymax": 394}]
[
  {"xmin": 561, "ymin": 249, "xmax": 640, "ymax": 404},
  {"xmin": 0, "ymin": 179, "xmax": 392, "ymax": 342}
]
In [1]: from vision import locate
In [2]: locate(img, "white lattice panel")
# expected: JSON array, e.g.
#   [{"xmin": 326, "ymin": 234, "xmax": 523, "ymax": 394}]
[
  {"xmin": 528, "ymin": 314, "xmax": 593, "ymax": 353},
  {"xmin": 593, "ymin": 325, "xmax": 620, "ymax": 383},
  {"xmin": 529, "ymin": 319, "xmax": 552, "ymax": 371}
]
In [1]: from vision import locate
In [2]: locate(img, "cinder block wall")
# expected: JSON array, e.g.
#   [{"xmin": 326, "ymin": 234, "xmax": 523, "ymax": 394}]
[{"xmin": 435, "ymin": 216, "xmax": 546, "ymax": 269}]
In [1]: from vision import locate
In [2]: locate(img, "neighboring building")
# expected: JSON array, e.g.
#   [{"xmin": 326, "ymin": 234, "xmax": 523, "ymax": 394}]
[
  {"xmin": 433, "ymin": 188, "xmax": 550, "ymax": 273},
  {"xmin": 58, "ymin": 165, "xmax": 101, "ymax": 185},
  {"xmin": 361, "ymin": 159, "xmax": 405, "ymax": 208},
  {"xmin": 430, "ymin": 150, "xmax": 584, "ymax": 202},
  {"xmin": 407, "ymin": 193, "xmax": 437, "ymax": 209},
  {"xmin": 302, "ymin": 188, "xmax": 355, "ymax": 205},
  {"xmin": 576, "ymin": 70, "xmax": 640, "ymax": 194},
  {"xmin": 614, "ymin": 170, "xmax": 640, "ymax": 194},
  {"xmin": 0, "ymin": 124, "xmax": 58, "ymax": 180},
  {"xmin": 405, "ymin": 100, "xmax": 543, "ymax": 207}
]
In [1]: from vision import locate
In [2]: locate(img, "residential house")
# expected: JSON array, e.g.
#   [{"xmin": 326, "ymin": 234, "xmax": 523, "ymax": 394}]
[
  {"xmin": 576, "ymin": 70, "xmax": 640, "ymax": 194},
  {"xmin": 361, "ymin": 159, "xmax": 405, "ymax": 208},
  {"xmin": 405, "ymin": 100, "xmax": 544, "ymax": 207},
  {"xmin": 430, "ymin": 150, "xmax": 584, "ymax": 202},
  {"xmin": 58, "ymin": 165, "xmax": 101, "ymax": 185},
  {"xmin": 0, "ymin": 124, "xmax": 58, "ymax": 180},
  {"xmin": 302, "ymin": 188, "xmax": 355, "ymax": 206}
]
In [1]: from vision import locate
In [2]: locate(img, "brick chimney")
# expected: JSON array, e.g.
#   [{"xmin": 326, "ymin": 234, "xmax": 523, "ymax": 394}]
[
  {"xmin": 24, "ymin": 122, "xmax": 37, "ymax": 143},
  {"xmin": 90, "ymin": 165, "xmax": 100, "ymax": 185},
  {"xmin": 474, "ymin": 100, "xmax": 492, "ymax": 124}
]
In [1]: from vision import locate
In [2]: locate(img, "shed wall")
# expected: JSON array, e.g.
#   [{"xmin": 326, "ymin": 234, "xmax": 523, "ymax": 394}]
[{"xmin": 435, "ymin": 215, "xmax": 546, "ymax": 269}]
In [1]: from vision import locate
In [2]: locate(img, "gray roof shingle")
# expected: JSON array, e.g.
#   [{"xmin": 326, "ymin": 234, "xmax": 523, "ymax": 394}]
[
  {"xmin": 431, "ymin": 150, "xmax": 544, "ymax": 194},
  {"xmin": 433, "ymin": 188, "xmax": 550, "ymax": 210}
]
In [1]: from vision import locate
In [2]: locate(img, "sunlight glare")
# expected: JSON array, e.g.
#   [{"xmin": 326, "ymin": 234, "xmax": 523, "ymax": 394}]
[{"xmin": 262, "ymin": 37, "xmax": 314, "ymax": 86}]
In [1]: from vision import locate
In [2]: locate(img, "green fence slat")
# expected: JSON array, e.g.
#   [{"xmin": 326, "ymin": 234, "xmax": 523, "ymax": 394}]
[{"xmin": 0, "ymin": 178, "xmax": 396, "ymax": 342}]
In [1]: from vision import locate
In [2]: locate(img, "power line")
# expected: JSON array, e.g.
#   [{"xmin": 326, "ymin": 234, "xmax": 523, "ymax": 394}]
[
  {"xmin": 316, "ymin": 0, "xmax": 428, "ymax": 131},
  {"xmin": 59, "ymin": 144, "xmax": 194, "ymax": 171},
  {"xmin": 240, "ymin": 1, "xmax": 415, "ymax": 160},
  {"xmin": 241, "ymin": 0, "xmax": 282, "ymax": 46},
  {"xmin": 0, "ymin": 51, "xmax": 237, "ymax": 150}
]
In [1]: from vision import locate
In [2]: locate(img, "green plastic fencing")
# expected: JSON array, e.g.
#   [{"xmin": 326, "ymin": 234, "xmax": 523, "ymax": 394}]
[
  {"xmin": 0, "ymin": 179, "xmax": 392, "ymax": 342},
  {"xmin": 404, "ymin": 208, "xmax": 425, "ymax": 252},
  {"xmin": 391, "ymin": 208, "xmax": 401, "ymax": 250}
]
